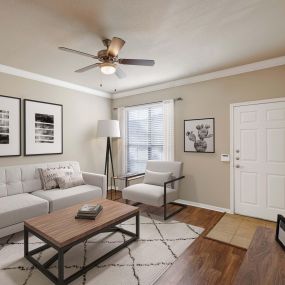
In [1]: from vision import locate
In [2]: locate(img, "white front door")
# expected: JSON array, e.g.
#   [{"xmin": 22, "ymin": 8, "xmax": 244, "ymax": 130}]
[{"xmin": 234, "ymin": 100, "xmax": 285, "ymax": 221}]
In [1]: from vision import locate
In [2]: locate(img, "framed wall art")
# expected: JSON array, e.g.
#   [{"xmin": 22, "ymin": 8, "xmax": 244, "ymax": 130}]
[
  {"xmin": 24, "ymin": 99, "xmax": 63, "ymax": 156},
  {"xmin": 0, "ymin": 95, "xmax": 21, "ymax": 157},
  {"xmin": 184, "ymin": 118, "xmax": 215, "ymax": 153}
]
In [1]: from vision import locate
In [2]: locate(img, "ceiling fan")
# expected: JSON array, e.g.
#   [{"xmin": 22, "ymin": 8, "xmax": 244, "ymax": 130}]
[{"xmin": 59, "ymin": 37, "xmax": 155, "ymax": 78}]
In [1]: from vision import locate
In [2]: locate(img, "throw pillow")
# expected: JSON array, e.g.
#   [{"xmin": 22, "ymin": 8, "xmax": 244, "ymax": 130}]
[
  {"xmin": 38, "ymin": 166, "xmax": 74, "ymax": 190},
  {"xmin": 143, "ymin": 170, "xmax": 172, "ymax": 186},
  {"xmin": 57, "ymin": 174, "xmax": 85, "ymax": 189}
]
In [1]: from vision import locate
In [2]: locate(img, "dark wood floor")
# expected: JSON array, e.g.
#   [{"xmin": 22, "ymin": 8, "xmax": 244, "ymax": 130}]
[{"xmin": 108, "ymin": 190, "xmax": 246, "ymax": 285}]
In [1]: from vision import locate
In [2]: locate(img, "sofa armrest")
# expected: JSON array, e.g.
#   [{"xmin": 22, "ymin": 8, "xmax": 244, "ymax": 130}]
[{"xmin": 82, "ymin": 172, "xmax": 107, "ymax": 198}]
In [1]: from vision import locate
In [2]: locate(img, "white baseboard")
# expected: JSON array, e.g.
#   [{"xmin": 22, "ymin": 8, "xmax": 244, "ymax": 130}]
[
  {"xmin": 175, "ymin": 199, "xmax": 232, "ymax": 213},
  {"xmin": 105, "ymin": 191, "xmax": 232, "ymax": 213}
]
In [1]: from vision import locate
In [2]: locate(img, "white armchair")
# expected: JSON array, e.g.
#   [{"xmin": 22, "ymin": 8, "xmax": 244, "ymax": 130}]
[{"xmin": 122, "ymin": 160, "xmax": 185, "ymax": 220}]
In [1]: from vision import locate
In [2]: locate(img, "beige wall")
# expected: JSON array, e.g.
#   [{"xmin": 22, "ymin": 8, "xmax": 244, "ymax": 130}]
[
  {"xmin": 112, "ymin": 66, "xmax": 285, "ymax": 209},
  {"xmin": 0, "ymin": 73, "xmax": 111, "ymax": 173}
]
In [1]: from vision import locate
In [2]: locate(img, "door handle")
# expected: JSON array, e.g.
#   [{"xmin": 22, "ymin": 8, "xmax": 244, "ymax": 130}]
[{"xmin": 235, "ymin": 165, "xmax": 240, "ymax": 168}]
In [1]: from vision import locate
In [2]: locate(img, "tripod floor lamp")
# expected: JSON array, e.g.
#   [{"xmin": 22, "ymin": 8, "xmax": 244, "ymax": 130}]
[{"xmin": 97, "ymin": 120, "xmax": 120, "ymax": 194}]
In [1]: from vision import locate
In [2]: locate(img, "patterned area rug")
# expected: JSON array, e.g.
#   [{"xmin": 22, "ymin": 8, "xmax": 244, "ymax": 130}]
[{"xmin": 0, "ymin": 213, "xmax": 203, "ymax": 285}]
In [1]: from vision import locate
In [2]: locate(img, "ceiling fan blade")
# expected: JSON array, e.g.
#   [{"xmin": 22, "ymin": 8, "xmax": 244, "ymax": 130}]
[
  {"xmin": 118, "ymin": 58, "xmax": 155, "ymax": 66},
  {"xmin": 115, "ymin": 66, "xmax": 126, "ymax": 79},
  {"xmin": 75, "ymin": 63, "xmax": 100, "ymax": 73},
  {"xmin": 107, "ymin": 37, "xmax": 125, "ymax": 57},
  {"xmin": 59, "ymin": 47, "xmax": 98, "ymax": 59}
]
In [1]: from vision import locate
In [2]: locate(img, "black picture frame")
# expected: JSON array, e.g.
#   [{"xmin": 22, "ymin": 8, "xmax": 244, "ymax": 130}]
[
  {"xmin": 184, "ymin": 118, "xmax": 215, "ymax": 153},
  {"xmin": 24, "ymin": 99, "xmax": 63, "ymax": 156},
  {"xmin": 275, "ymin": 214, "xmax": 285, "ymax": 251},
  {"xmin": 0, "ymin": 95, "xmax": 21, "ymax": 157}
]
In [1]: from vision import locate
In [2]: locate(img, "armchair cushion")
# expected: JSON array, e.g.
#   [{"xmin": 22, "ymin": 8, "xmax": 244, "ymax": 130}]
[
  {"xmin": 146, "ymin": 160, "xmax": 183, "ymax": 190},
  {"xmin": 143, "ymin": 170, "xmax": 172, "ymax": 186},
  {"xmin": 122, "ymin": 183, "xmax": 178, "ymax": 207}
]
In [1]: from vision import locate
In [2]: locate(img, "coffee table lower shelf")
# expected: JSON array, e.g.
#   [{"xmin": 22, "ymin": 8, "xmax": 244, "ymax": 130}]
[{"xmin": 24, "ymin": 212, "xmax": 140, "ymax": 285}]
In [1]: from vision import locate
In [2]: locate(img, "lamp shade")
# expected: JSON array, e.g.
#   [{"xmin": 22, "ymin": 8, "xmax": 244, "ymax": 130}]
[{"xmin": 97, "ymin": 120, "xmax": 120, "ymax": 138}]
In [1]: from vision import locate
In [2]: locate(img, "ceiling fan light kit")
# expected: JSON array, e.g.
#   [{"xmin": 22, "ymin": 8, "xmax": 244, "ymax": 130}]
[
  {"xmin": 100, "ymin": 62, "xmax": 116, "ymax": 75},
  {"xmin": 59, "ymin": 37, "xmax": 155, "ymax": 78}
]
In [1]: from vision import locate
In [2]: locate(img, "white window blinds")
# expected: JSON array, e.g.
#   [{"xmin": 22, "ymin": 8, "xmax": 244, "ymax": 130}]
[{"xmin": 126, "ymin": 103, "xmax": 164, "ymax": 173}]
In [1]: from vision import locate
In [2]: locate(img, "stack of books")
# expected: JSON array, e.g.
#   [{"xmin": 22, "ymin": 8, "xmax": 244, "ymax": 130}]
[{"xmin": 75, "ymin": 204, "xmax": 103, "ymax": 220}]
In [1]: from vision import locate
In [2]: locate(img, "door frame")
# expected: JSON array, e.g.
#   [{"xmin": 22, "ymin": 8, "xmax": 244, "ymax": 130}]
[{"xmin": 230, "ymin": 97, "xmax": 285, "ymax": 214}]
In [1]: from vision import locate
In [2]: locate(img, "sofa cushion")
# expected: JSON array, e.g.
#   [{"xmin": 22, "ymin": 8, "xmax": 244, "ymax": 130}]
[
  {"xmin": 31, "ymin": 184, "xmax": 102, "ymax": 212},
  {"xmin": 0, "ymin": 193, "xmax": 49, "ymax": 229},
  {"xmin": 5, "ymin": 167, "xmax": 23, "ymax": 196},
  {"xmin": 22, "ymin": 165, "xmax": 44, "ymax": 193},
  {"xmin": 0, "ymin": 169, "xmax": 7, "ymax": 197},
  {"xmin": 122, "ymin": 183, "xmax": 178, "ymax": 207}
]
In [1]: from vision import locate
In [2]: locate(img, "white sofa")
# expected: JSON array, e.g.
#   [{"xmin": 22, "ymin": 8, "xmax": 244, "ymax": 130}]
[{"xmin": 0, "ymin": 161, "xmax": 107, "ymax": 238}]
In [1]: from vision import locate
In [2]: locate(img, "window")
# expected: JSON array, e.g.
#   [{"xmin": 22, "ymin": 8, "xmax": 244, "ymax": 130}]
[{"xmin": 126, "ymin": 103, "xmax": 164, "ymax": 173}]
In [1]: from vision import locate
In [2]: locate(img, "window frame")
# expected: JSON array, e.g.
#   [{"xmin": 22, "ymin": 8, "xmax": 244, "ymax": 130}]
[{"xmin": 124, "ymin": 102, "xmax": 164, "ymax": 173}]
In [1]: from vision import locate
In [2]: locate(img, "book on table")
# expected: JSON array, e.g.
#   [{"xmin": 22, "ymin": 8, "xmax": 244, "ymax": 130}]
[{"xmin": 75, "ymin": 204, "xmax": 103, "ymax": 220}]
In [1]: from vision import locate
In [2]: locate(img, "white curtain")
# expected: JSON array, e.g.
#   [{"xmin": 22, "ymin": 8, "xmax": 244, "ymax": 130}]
[
  {"xmin": 117, "ymin": 107, "xmax": 126, "ymax": 174},
  {"xmin": 163, "ymin": 99, "xmax": 174, "ymax": 161}
]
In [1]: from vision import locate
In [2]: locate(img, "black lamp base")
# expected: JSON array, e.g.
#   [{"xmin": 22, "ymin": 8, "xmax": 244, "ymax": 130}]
[{"xmin": 104, "ymin": 137, "xmax": 116, "ymax": 198}]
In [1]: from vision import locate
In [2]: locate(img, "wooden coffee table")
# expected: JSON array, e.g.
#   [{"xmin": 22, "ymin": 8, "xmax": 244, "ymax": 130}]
[{"xmin": 24, "ymin": 199, "xmax": 139, "ymax": 285}]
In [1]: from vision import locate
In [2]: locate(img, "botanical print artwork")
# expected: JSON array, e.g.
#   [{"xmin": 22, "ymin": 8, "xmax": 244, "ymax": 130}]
[
  {"xmin": 186, "ymin": 124, "xmax": 213, "ymax": 152},
  {"xmin": 35, "ymin": 113, "xmax": 54, "ymax": 143},
  {"xmin": 0, "ymin": 110, "xmax": 9, "ymax": 144},
  {"xmin": 184, "ymin": 118, "xmax": 215, "ymax": 153}
]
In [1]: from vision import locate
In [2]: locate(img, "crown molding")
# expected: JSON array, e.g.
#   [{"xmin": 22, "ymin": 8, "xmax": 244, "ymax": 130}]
[
  {"xmin": 112, "ymin": 55, "xmax": 285, "ymax": 99},
  {"xmin": 0, "ymin": 64, "xmax": 111, "ymax": 98},
  {"xmin": 2, "ymin": 55, "xmax": 285, "ymax": 100}
]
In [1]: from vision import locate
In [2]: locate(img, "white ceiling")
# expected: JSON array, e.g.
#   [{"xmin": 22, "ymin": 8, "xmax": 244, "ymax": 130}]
[{"xmin": 0, "ymin": 0, "xmax": 285, "ymax": 94}]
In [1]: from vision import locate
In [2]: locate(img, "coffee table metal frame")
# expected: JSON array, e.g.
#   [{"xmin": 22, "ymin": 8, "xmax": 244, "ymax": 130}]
[{"xmin": 24, "ymin": 212, "xmax": 140, "ymax": 285}]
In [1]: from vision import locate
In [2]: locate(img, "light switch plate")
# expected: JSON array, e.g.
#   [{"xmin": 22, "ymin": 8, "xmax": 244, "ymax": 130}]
[{"xmin": 221, "ymin": 154, "xmax": 230, "ymax": 162}]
